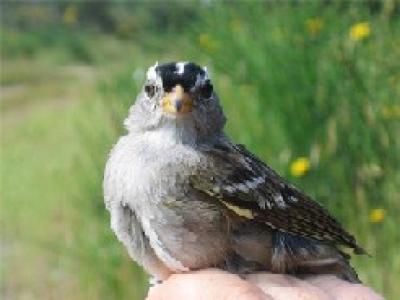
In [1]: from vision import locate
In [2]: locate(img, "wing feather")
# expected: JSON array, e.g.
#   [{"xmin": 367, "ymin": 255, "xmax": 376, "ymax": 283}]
[{"xmin": 190, "ymin": 141, "xmax": 364, "ymax": 254}]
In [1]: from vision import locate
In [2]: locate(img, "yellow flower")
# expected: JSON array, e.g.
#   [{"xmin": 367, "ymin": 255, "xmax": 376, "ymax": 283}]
[
  {"xmin": 290, "ymin": 157, "xmax": 310, "ymax": 177},
  {"xmin": 63, "ymin": 4, "xmax": 78, "ymax": 25},
  {"xmin": 306, "ymin": 18, "xmax": 323, "ymax": 36},
  {"xmin": 198, "ymin": 33, "xmax": 217, "ymax": 52},
  {"xmin": 369, "ymin": 208, "xmax": 386, "ymax": 223},
  {"xmin": 349, "ymin": 22, "xmax": 371, "ymax": 41}
]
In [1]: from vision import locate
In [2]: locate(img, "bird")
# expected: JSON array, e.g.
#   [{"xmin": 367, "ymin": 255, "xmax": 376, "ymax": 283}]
[{"xmin": 103, "ymin": 61, "xmax": 364, "ymax": 284}]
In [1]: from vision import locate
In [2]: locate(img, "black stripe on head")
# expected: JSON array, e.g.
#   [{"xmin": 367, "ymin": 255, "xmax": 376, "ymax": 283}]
[{"xmin": 156, "ymin": 62, "xmax": 205, "ymax": 92}]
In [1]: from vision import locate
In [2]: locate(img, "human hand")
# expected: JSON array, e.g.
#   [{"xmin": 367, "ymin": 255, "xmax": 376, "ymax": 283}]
[{"xmin": 146, "ymin": 268, "xmax": 383, "ymax": 300}]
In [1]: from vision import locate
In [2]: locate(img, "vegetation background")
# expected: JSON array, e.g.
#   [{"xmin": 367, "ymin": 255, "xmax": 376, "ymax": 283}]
[{"xmin": 1, "ymin": 1, "xmax": 399, "ymax": 299}]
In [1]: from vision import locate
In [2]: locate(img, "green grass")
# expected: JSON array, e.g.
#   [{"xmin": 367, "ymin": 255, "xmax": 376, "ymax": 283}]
[
  {"xmin": 190, "ymin": 5, "xmax": 400, "ymax": 296},
  {"xmin": 1, "ymin": 2, "xmax": 399, "ymax": 299}
]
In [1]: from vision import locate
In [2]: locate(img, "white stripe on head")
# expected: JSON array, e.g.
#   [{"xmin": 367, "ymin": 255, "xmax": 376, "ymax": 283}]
[
  {"xmin": 203, "ymin": 66, "xmax": 208, "ymax": 72},
  {"xmin": 175, "ymin": 62, "xmax": 186, "ymax": 75},
  {"xmin": 146, "ymin": 62, "xmax": 159, "ymax": 81},
  {"xmin": 202, "ymin": 66, "xmax": 210, "ymax": 80}
]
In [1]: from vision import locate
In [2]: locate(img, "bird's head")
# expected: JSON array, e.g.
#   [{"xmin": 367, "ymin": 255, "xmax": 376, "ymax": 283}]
[{"xmin": 125, "ymin": 62, "xmax": 226, "ymax": 143}]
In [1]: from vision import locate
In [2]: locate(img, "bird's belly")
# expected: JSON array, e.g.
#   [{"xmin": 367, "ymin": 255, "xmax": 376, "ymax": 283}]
[
  {"xmin": 138, "ymin": 196, "xmax": 231, "ymax": 272},
  {"xmin": 105, "ymin": 138, "xmax": 230, "ymax": 272}
]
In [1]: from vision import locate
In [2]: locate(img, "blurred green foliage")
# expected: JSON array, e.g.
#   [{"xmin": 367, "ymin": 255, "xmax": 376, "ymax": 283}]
[{"xmin": 1, "ymin": 1, "xmax": 399, "ymax": 299}]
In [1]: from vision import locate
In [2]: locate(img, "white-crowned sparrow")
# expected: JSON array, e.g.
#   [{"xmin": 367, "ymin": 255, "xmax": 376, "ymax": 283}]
[{"xmin": 103, "ymin": 61, "xmax": 364, "ymax": 283}]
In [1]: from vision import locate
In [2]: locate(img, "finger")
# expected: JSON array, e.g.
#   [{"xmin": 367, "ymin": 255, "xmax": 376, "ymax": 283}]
[
  {"xmin": 146, "ymin": 269, "xmax": 271, "ymax": 300},
  {"xmin": 245, "ymin": 273, "xmax": 332, "ymax": 300},
  {"xmin": 306, "ymin": 275, "xmax": 384, "ymax": 300}
]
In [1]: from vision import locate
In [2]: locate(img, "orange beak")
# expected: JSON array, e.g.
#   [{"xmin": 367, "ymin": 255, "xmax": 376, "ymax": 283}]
[{"xmin": 161, "ymin": 85, "xmax": 193, "ymax": 115}]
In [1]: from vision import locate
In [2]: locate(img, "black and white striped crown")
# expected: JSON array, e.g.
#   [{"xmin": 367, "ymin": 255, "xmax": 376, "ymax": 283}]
[{"xmin": 146, "ymin": 61, "xmax": 209, "ymax": 92}]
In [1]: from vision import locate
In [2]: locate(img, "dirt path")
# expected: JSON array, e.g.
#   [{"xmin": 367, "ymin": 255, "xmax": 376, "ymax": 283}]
[{"xmin": 0, "ymin": 64, "xmax": 97, "ymax": 126}]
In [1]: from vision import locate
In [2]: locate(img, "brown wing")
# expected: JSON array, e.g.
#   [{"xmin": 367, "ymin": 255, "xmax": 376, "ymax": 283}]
[{"xmin": 190, "ymin": 141, "xmax": 364, "ymax": 254}]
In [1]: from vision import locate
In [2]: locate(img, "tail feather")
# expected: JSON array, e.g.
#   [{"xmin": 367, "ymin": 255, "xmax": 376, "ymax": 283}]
[{"xmin": 271, "ymin": 231, "xmax": 361, "ymax": 283}]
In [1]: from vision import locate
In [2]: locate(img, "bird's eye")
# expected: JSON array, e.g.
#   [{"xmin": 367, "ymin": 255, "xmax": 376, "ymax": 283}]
[
  {"xmin": 144, "ymin": 84, "xmax": 156, "ymax": 98},
  {"xmin": 200, "ymin": 81, "xmax": 213, "ymax": 99}
]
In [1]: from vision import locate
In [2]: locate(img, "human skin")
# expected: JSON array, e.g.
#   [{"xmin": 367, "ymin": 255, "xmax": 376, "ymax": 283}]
[{"xmin": 146, "ymin": 269, "xmax": 384, "ymax": 300}]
